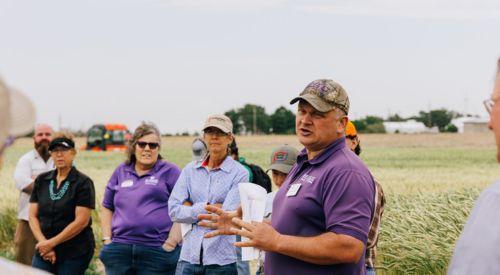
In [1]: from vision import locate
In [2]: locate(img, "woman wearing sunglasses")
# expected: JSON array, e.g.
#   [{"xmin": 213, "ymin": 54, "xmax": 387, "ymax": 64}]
[{"xmin": 100, "ymin": 122, "xmax": 182, "ymax": 275}]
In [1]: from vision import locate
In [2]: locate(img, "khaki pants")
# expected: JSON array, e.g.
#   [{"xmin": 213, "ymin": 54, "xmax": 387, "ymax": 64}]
[{"xmin": 14, "ymin": 220, "xmax": 37, "ymax": 266}]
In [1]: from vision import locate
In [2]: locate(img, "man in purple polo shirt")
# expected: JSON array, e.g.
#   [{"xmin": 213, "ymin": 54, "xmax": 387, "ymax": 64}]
[{"xmin": 200, "ymin": 79, "xmax": 375, "ymax": 275}]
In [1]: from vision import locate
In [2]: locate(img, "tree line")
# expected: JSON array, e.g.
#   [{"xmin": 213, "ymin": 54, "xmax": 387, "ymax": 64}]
[
  {"xmin": 224, "ymin": 104, "xmax": 295, "ymax": 135},
  {"xmin": 353, "ymin": 109, "xmax": 467, "ymax": 133},
  {"xmin": 224, "ymin": 105, "xmax": 474, "ymax": 135}
]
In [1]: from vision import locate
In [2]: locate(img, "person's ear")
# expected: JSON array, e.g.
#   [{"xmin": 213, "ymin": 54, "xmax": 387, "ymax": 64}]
[{"xmin": 337, "ymin": 116, "xmax": 348, "ymax": 134}]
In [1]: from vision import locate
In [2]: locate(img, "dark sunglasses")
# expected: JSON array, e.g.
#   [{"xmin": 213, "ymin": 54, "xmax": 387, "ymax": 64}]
[{"xmin": 136, "ymin": 141, "xmax": 159, "ymax": 150}]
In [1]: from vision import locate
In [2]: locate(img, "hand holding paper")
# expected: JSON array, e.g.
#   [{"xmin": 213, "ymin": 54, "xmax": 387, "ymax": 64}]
[{"xmin": 237, "ymin": 183, "xmax": 267, "ymax": 261}]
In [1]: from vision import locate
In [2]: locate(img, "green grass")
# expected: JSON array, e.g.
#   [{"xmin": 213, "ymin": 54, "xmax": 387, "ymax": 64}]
[{"xmin": 1, "ymin": 134, "xmax": 499, "ymax": 274}]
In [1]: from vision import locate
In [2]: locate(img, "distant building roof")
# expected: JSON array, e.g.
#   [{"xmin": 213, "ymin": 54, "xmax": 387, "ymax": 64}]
[{"xmin": 383, "ymin": 120, "xmax": 438, "ymax": 134}]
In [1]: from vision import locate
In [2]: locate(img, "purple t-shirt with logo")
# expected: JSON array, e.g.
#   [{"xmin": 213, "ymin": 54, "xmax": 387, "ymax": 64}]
[
  {"xmin": 102, "ymin": 160, "xmax": 181, "ymax": 246},
  {"xmin": 265, "ymin": 138, "xmax": 375, "ymax": 275}
]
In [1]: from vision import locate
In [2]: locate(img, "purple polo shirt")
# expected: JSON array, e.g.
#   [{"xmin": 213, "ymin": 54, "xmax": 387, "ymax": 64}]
[
  {"xmin": 102, "ymin": 160, "xmax": 181, "ymax": 246},
  {"xmin": 265, "ymin": 137, "xmax": 375, "ymax": 275}
]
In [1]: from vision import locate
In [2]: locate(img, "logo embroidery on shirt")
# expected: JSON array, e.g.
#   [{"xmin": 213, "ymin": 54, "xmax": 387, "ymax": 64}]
[
  {"xmin": 299, "ymin": 174, "xmax": 316, "ymax": 184},
  {"xmin": 145, "ymin": 176, "xmax": 159, "ymax": 185}
]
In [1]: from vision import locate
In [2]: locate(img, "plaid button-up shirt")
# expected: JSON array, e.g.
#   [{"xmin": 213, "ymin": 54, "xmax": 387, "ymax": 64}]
[{"xmin": 365, "ymin": 179, "xmax": 386, "ymax": 268}]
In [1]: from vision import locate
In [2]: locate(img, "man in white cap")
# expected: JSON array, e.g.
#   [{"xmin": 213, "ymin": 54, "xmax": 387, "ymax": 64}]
[
  {"xmin": 13, "ymin": 123, "xmax": 54, "ymax": 265},
  {"xmin": 0, "ymin": 78, "xmax": 50, "ymax": 274}
]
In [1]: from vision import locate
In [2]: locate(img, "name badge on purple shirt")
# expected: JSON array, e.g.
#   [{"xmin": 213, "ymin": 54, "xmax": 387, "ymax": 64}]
[
  {"xmin": 286, "ymin": 183, "xmax": 301, "ymax": 197},
  {"xmin": 121, "ymin": 180, "xmax": 134, "ymax": 188}
]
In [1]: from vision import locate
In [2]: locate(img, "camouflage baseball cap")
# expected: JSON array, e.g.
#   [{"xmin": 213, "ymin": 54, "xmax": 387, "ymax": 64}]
[{"xmin": 290, "ymin": 79, "xmax": 350, "ymax": 115}]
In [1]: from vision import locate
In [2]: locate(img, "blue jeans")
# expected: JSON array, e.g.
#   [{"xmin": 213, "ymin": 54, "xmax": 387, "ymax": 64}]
[
  {"xmin": 100, "ymin": 242, "xmax": 180, "ymax": 275},
  {"xmin": 175, "ymin": 260, "xmax": 237, "ymax": 275},
  {"xmin": 32, "ymin": 250, "xmax": 93, "ymax": 275},
  {"xmin": 366, "ymin": 266, "xmax": 376, "ymax": 275}
]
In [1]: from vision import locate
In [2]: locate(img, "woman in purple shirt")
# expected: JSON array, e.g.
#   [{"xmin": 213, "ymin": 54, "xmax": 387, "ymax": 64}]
[{"xmin": 99, "ymin": 122, "xmax": 182, "ymax": 275}]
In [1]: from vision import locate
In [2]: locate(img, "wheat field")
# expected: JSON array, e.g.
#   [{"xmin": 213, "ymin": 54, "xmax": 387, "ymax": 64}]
[{"xmin": 1, "ymin": 133, "xmax": 499, "ymax": 274}]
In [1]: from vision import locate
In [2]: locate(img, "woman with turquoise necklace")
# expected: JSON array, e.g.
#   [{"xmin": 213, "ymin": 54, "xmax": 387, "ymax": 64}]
[{"xmin": 29, "ymin": 132, "xmax": 95, "ymax": 275}]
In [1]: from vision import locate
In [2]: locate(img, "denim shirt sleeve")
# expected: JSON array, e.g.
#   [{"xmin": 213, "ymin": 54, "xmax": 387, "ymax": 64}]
[{"xmin": 168, "ymin": 166, "xmax": 207, "ymax": 224}]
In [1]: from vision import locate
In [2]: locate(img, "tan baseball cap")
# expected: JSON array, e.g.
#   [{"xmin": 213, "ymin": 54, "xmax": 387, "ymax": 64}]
[
  {"xmin": 203, "ymin": 114, "xmax": 233, "ymax": 134},
  {"xmin": 0, "ymin": 78, "xmax": 36, "ymax": 149},
  {"xmin": 290, "ymin": 79, "xmax": 350, "ymax": 115},
  {"xmin": 267, "ymin": 144, "xmax": 299, "ymax": 174}
]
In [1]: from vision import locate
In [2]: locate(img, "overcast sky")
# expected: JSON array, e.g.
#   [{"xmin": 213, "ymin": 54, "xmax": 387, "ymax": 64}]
[{"xmin": 1, "ymin": 0, "xmax": 500, "ymax": 134}]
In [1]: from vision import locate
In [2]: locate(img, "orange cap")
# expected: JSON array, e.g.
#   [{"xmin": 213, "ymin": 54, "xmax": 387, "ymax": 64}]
[{"xmin": 346, "ymin": 121, "xmax": 357, "ymax": 136}]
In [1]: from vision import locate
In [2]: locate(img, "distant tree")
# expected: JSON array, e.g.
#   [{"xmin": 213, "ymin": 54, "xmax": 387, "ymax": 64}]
[
  {"xmin": 387, "ymin": 114, "xmax": 405, "ymax": 122},
  {"xmin": 351, "ymin": 120, "xmax": 367, "ymax": 133},
  {"xmin": 365, "ymin": 116, "xmax": 384, "ymax": 125},
  {"xmin": 351, "ymin": 116, "xmax": 385, "ymax": 133},
  {"xmin": 224, "ymin": 109, "xmax": 243, "ymax": 134},
  {"xmin": 417, "ymin": 109, "xmax": 454, "ymax": 132},
  {"xmin": 270, "ymin": 106, "xmax": 295, "ymax": 134},
  {"xmin": 444, "ymin": 124, "xmax": 458, "ymax": 133},
  {"xmin": 224, "ymin": 104, "xmax": 270, "ymax": 135}
]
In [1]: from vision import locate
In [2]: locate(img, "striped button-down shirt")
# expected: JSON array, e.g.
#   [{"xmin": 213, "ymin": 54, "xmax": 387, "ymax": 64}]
[{"xmin": 168, "ymin": 155, "xmax": 248, "ymax": 265}]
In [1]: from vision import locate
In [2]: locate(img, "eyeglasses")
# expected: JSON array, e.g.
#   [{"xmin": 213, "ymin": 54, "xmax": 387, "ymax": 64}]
[
  {"xmin": 136, "ymin": 141, "xmax": 159, "ymax": 150},
  {"xmin": 484, "ymin": 99, "xmax": 494, "ymax": 114},
  {"xmin": 204, "ymin": 128, "xmax": 229, "ymax": 137}
]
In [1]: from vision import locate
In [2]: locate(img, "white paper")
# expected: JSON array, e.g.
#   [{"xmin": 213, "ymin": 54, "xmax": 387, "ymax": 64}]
[{"xmin": 238, "ymin": 182, "xmax": 268, "ymax": 261}]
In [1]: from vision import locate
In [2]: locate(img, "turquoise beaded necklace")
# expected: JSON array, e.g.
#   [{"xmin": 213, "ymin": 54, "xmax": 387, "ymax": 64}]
[{"xmin": 49, "ymin": 179, "xmax": 70, "ymax": 201}]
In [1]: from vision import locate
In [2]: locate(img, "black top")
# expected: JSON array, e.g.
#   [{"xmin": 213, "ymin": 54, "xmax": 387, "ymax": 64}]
[{"xmin": 30, "ymin": 166, "xmax": 95, "ymax": 261}]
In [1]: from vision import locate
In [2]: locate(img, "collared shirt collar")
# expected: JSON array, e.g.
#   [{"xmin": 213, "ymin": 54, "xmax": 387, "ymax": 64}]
[
  {"xmin": 196, "ymin": 154, "xmax": 232, "ymax": 173},
  {"xmin": 42, "ymin": 166, "xmax": 78, "ymax": 182},
  {"xmin": 297, "ymin": 137, "xmax": 347, "ymax": 166},
  {"xmin": 124, "ymin": 160, "xmax": 163, "ymax": 177}
]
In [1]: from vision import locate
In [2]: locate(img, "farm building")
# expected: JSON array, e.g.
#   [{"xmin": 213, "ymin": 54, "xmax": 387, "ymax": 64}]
[
  {"xmin": 383, "ymin": 120, "xmax": 438, "ymax": 134},
  {"xmin": 451, "ymin": 117, "xmax": 489, "ymax": 133}
]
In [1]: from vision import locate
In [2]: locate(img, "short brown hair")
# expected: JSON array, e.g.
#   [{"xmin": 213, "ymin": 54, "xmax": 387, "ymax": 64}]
[{"xmin": 125, "ymin": 122, "xmax": 162, "ymax": 165}]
